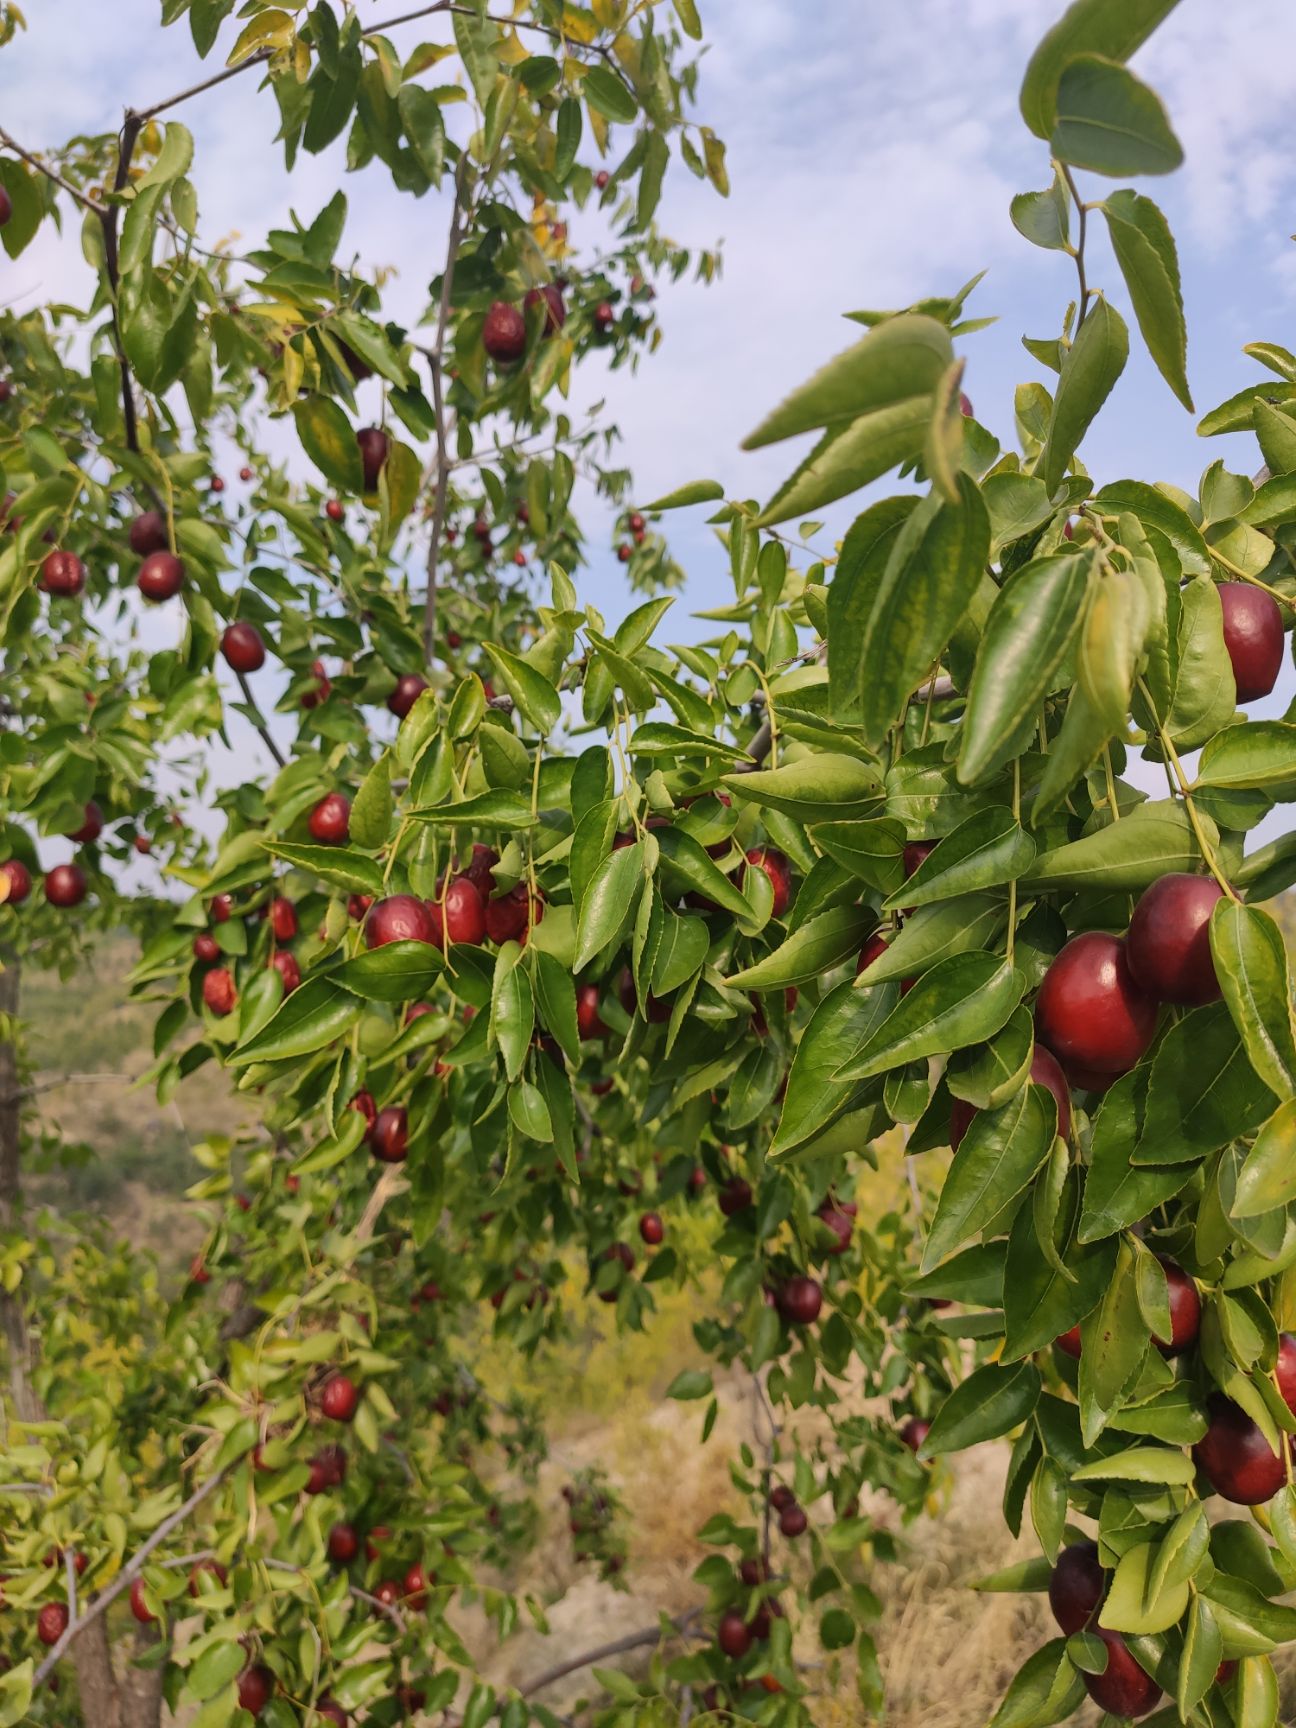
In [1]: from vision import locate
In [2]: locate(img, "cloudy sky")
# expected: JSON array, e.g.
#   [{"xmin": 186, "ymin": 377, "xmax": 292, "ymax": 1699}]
[{"xmin": 6, "ymin": 0, "xmax": 1296, "ymax": 836}]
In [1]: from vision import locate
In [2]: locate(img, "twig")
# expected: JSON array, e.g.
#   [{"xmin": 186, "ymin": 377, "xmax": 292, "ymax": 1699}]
[
  {"xmin": 0, "ymin": 1072, "xmax": 126, "ymax": 1107},
  {"xmin": 100, "ymin": 113, "xmax": 144, "ymax": 454},
  {"xmin": 33, "ymin": 1466, "xmax": 231, "ymax": 1684},
  {"xmin": 1060, "ymin": 163, "xmax": 1089, "ymax": 331},
  {"xmin": 233, "ymin": 669, "xmax": 287, "ymax": 769},
  {"xmin": 423, "ymin": 158, "xmax": 471, "ymax": 665},
  {"xmin": 515, "ymin": 1611, "xmax": 702, "ymax": 1703},
  {"xmin": 355, "ymin": 1166, "xmax": 407, "ymax": 1245},
  {"xmin": 0, "ymin": 131, "xmax": 98, "ymax": 213},
  {"xmin": 350, "ymin": 1582, "xmax": 409, "ymax": 1634}
]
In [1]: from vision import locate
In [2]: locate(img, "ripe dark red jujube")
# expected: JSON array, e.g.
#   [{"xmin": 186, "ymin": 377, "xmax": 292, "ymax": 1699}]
[
  {"xmin": 1034, "ymin": 933, "xmax": 1157, "ymax": 1078},
  {"xmin": 1126, "ymin": 873, "xmax": 1224, "ymax": 1006},
  {"xmin": 1218, "ymin": 581, "xmax": 1284, "ymax": 702},
  {"xmin": 1193, "ymin": 1395, "xmax": 1286, "ymax": 1504}
]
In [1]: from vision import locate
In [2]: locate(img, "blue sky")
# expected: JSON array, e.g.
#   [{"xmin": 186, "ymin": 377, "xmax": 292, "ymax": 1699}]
[{"xmin": 6, "ymin": 0, "xmax": 1296, "ymax": 844}]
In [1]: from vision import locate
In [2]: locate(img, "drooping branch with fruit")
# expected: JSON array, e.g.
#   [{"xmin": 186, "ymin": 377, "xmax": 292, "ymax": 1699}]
[{"xmin": 3, "ymin": 1, "xmax": 1296, "ymax": 1726}]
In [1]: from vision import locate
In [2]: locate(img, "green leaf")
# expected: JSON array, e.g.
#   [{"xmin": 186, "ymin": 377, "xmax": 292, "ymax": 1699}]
[
  {"xmin": 335, "ymin": 940, "xmax": 444, "ymax": 1003},
  {"xmin": 1051, "ymin": 55, "xmax": 1183, "ymax": 175},
  {"xmin": 827, "ymin": 496, "xmax": 920, "ymax": 718},
  {"xmin": 231, "ymin": 978, "xmax": 361, "ymax": 1065},
  {"xmin": 858, "ymin": 896, "xmax": 1006, "ymax": 986},
  {"xmin": 1198, "ymin": 721, "xmax": 1296, "ymax": 793},
  {"xmin": 754, "ymin": 399, "xmax": 934, "ymax": 527},
  {"xmin": 1177, "ymin": 1594, "xmax": 1224, "ymax": 1718},
  {"xmin": 1077, "ymin": 1238, "xmax": 1149, "ymax": 1442},
  {"xmin": 1020, "ymin": 0, "xmax": 1182, "ymax": 138},
  {"xmin": 293, "ymin": 396, "xmax": 364, "ymax": 493},
  {"xmin": 1003, "ymin": 1170, "xmax": 1118, "ymax": 1360},
  {"xmin": 948, "ymin": 1006, "xmax": 1035, "ymax": 1109},
  {"xmin": 0, "ymin": 1662, "xmax": 34, "ymax": 1728},
  {"xmin": 1079, "ymin": 1072, "xmax": 1192, "ymax": 1242},
  {"xmin": 397, "ymin": 82, "xmax": 445, "ymax": 180},
  {"xmin": 1027, "ymin": 799, "xmax": 1209, "ymax": 891},
  {"xmin": 989, "ymin": 1640, "xmax": 1086, "ymax": 1728},
  {"xmin": 1234, "ymin": 1100, "xmax": 1296, "ymax": 1218},
  {"xmin": 1102, "ymin": 189, "xmax": 1192, "ymax": 409},
  {"xmin": 884, "ymin": 806, "xmax": 1036, "ymax": 909},
  {"xmin": 263, "ymin": 842, "xmax": 384, "ymax": 897},
  {"xmin": 483, "ymin": 645, "xmax": 560, "ymax": 734},
  {"xmin": 1092, "ymin": 479, "xmax": 1210, "ymax": 575},
  {"xmin": 582, "ymin": 64, "xmax": 638, "ymax": 124},
  {"xmin": 1010, "ymin": 172, "xmax": 1072, "ymax": 250},
  {"xmin": 349, "ymin": 752, "xmax": 392, "ymax": 850},
  {"xmin": 835, "ymin": 953, "xmax": 1024, "ymax": 1082},
  {"xmin": 1210, "ymin": 901, "xmax": 1296, "ymax": 1100},
  {"xmin": 727, "ymin": 904, "xmax": 876, "ymax": 990},
  {"xmin": 772, "ymin": 977, "xmax": 897, "ymax": 1158},
  {"xmin": 923, "ymin": 1082, "xmax": 1057, "ymax": 1271},
  {"xmin": 1071, "ymin": 1445, "xmax": 1196, "ymax": 1485},
  {"xmin": 490, "ymin": 946, "xmax": 534, "ymax": 1083},
  {"xmin": 1254, "ymin": 399, "xmax": 1296, "ymax": 476},
  {"xmin": 958, "ymin": 552, "xmax": 1093, "ymax": 786},
  {"xmin": 1135, "ymin": 1000, "xmax": 1274, "ymax": 1166},
  {"xmin": 723, "ymin": 754, "xmax": 883, "ymax": 823},
  {"xmin": 851, "ymin": 476, "xmax": 992, "ymax": 749},
  {"xmin": 188, "ymin": 1636, "xmax": 246, "ymax": 1702},
  {"xmin": 812, "ymin": 816, "xmax": 906, "ymax": 895},
  {"xmin": 921, "ymin": 1361, "xmax": 1041, "ymax": 1456},
  {"xmin": 574, "ymin": 842, "xmax": 646, "ymax": 971},
  {"xmin": 640, "ymin": 478, "xmax": 725, "ymax": 510},
  {"xmin": 654, "ymin": 827, "xmax": 754, "ymax": 922},
  {"xmin": 742, "ymin": 313, "xmax": 952, "ymax": 450},
  {"xmin": 1041, "ymin": 296, "xmax": 1129, "ymax": 493},
  {"xmin": 408, "ymin": 790, "xmax": 536, "ymax": 829},
  {"xmin": 665, "ymin": 1369, "xmax": 713, "ymax": 1401},
  {"xmin": 508, "ymin": 1080, "xmax": 553, "ymax": 1143},
  {"xmin": 1100, "ymin": 1543, "xmax": 1188, "ymax": 1637}
]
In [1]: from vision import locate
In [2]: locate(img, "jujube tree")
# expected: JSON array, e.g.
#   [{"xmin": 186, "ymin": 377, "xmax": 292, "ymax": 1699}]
[{"xmin": 2, "ymin": 1, "xmax": 1296, "ymax": 1726}]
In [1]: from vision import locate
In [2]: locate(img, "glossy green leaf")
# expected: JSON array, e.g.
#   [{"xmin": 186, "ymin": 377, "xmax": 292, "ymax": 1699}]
[
  {"xmin": 349, "ymin": 751, "xmax": 392, "ymax": 850},
  {"xmin": 728, "ymin": 904, "xmax": 875, "ymax": 990},
  {"xmin": 743, "ymin": 313, "xmax": 952, "ymax": 450},
  {"xmin": 827, "ymin": 497, "xmax": 919, "ymax": 718},
  {"xmin": 1233, "ymin": 1099, "xmax": 1296, "ymax": 1218},
  {"xmin": 293, "ymin": 396, "xmax": 364, "ymax": 493},
  {"xmin": 263, "ymin": 841, "xmax": 385, "ymax": 896},
  {"xmin": 1135, "ymin": 1000, "xmax": 1275, "ymax": 1165},
  {"xmin": 1100, "ymin": 1541, "xmax": 1190, "ymax": 1635},
  {"xmin": 852, "ymin": 476, "xmax": 991, "ymax": 748},
  {"xmin": 1041, "ymin": 296, "xmax": 1129, "ymax": 493},
  {"xmin": 574, "ymin": 842, "xmax": 646, "ymax": 971},
  {"xmin": 483, "ymin": 644, "xmax": 561, "ymax": 734},
  {"xmin": 885, "ymin": 806, "xmax": 1035, "ymax": 909},
  {"xmin": 231, "ymin": 978, "xmax": 361, "ymax": 1065},
  {"xmin": 723, "ymin": 754, "xmax": 882, "ymax": 823},
  {"xmin": 923, "ymin": 1082, "xmax": 1057, "ymax": 1271},
  {"xmin": 490, "ymin": 945, "xmax": 534, "ymax": 1083},
  {"xmin": 1103, "ymin": 190, "xmax": 1191, "ymax": 409},
  {"xmin": 1019, "ymin": 0, "xmax": 1182, "ymax": 137},
  {"xmin": 1051, "ymin": 55, "xmax": 1182, "ymax": 176},
  {"xmin": 582, "ymin": 64, "xmax": 638, "ymax": 124},
  {"xmin": 1210, "ymin": 901, "xmax": 1296, "ymax": 1101},
  {"xmin": 772, "ymin": 977, "xmax": 896, "ymax": 1158},
  {"xmin": 836, "ymin": 953, "xmax": 1024, "ymax": 1081},
  {"xmin": 921, "ymin": 1360, "xmax": 1041, "ymax": 1456},
  {"xmin": 958, "ymin": 553, "xmax": 1093, "ymax": 785},
  {"xmin": 1010, "ymin": 172, "xmax": 1071, "ymax": 251},
  {"xmin": 336, "ymin": 940, "xmax": 444, "ymax": 1003},
  {"xmin": 1027, "ymin": 799, "xmax": 1210, "ymax": 891}
]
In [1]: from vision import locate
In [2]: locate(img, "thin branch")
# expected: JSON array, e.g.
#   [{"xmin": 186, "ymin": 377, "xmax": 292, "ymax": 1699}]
[
  {"xmin": 100, "ymin": 113, "xmax": 144, "ymax": 455},
  {"xmin": 494, "ymin": 1611, "xmax": 702, "ymax": 1709},
  {"xmin": 350, "ymin": 1582, "xmax": 409, "ymax": 1635},
  {"xmin": 355, "ymin": 1165, "xmax": 408, "ymax": 1245},
  {"xmin": 0, "ymin": 131, "xmax": 98, "ymax": 213},
  {"xmin": 1060, "ymin": 163, "xmax": 1089, "ymax": 331},
  {"xmin": 33, "ymin": 1466, "xmax": 231, "ymax": 1685},
  {"xmin": 0, "ymin": 1072, "xmax": 128, "ymax": 1107},
  {"xmin": 234, "ymin": 669, "xmax": 287, "ymax": 769},
  {"xmin": 131, "ymin": 4, "xmax": 460, "ymax": 125},
  {"xmin": 423, "ymin": 157, "xmax": 471, "ymax": 666}
]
